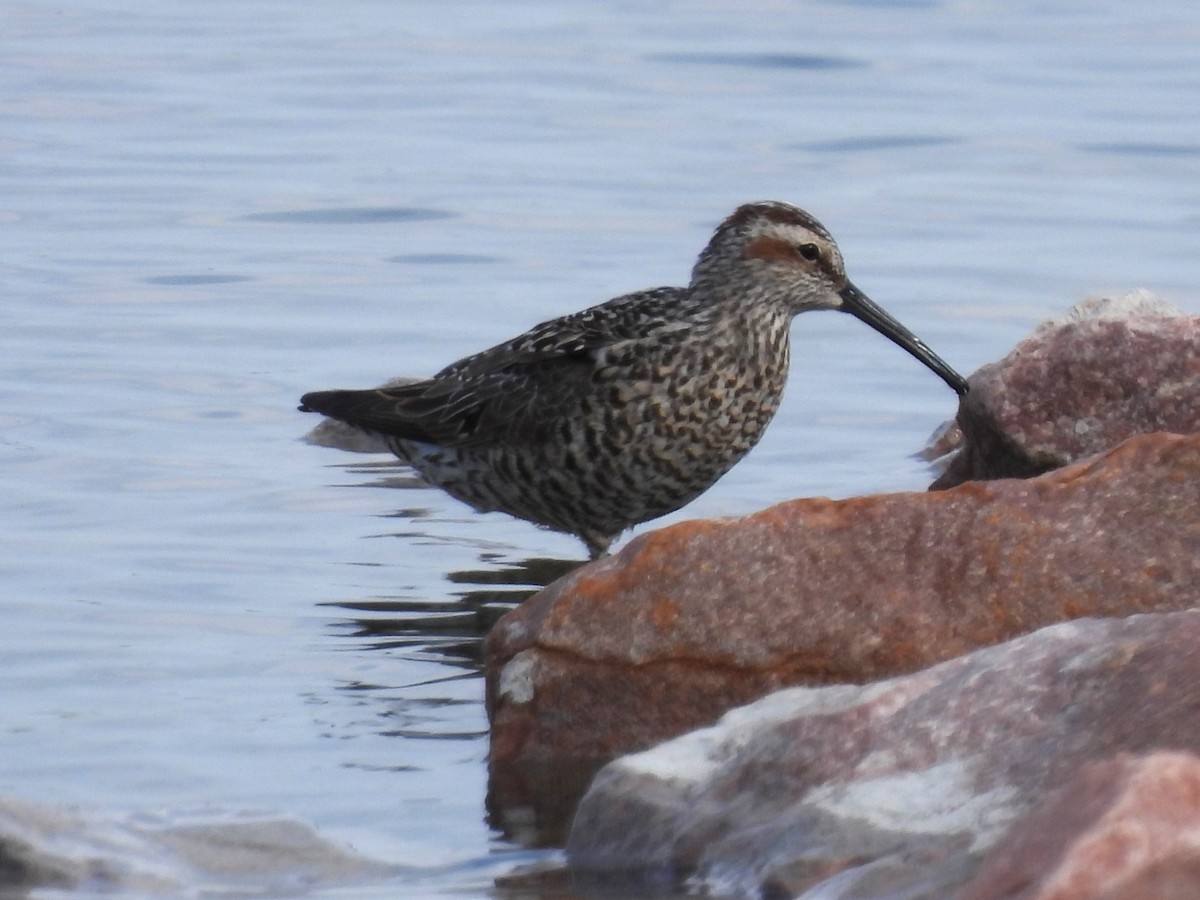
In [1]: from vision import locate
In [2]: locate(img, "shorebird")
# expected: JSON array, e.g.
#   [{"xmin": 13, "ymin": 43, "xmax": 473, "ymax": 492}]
[{"xmin": 301, "ymin": 201, "xmax": 967, "ymax": 558}]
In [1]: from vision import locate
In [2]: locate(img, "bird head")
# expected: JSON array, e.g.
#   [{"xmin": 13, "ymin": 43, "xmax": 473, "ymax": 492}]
[
  {"xmin": 692, "ymin": 201, "xmax": 969, "ymax": 396},
  {"xmin": 691, "ymin": 201, "xmax": 849, "ymax": 315}
]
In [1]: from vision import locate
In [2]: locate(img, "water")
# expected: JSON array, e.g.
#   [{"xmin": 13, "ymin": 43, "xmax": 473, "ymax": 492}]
[{"xmin": 2, "ymin": 0, "xmax": 1197, "ymax": 895}]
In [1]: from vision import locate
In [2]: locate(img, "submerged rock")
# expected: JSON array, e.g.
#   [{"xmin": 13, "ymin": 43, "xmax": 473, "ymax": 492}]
[
  {"xmin": 484, "ymin": 431, "xmax": 1200, "ymax": 822},
  {"xmin": 933, "ymin": 291, "xmax": 1200, "ymax": 488},
  {"xmin": 0, "ymin": 795, "xmax": 397, "ymax": 894},
  {"xmin": 566, "ymin": 611, "xmax": 1200, "ymax": 898}
]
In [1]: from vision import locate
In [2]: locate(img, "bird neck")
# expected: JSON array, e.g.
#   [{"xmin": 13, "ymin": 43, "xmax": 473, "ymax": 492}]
[{"xmin": 688, "ymin": 296, "xmax": 792, "ymax": 373}]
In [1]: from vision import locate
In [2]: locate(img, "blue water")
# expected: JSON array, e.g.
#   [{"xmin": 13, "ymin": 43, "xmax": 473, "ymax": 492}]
[{"xmin": 3, "ymin": 0, "xmax": 1197, "ymax": 896}]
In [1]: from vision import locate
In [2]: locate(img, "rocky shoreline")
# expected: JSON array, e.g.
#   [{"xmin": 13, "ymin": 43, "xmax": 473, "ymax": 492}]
[{"xmin": 485, "ymin": 293, "xmax": 1200, "ymax": 897}]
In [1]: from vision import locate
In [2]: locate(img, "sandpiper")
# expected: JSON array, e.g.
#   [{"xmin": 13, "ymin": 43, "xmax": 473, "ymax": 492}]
[{"xmin": 301, "ymin": 201, "xmax": 967, "ymax": 558}]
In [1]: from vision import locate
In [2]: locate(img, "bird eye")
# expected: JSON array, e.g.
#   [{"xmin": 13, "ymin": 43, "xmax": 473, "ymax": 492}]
[{"xmin": 796, "ymin": 243, "xmax": 820, "ymax": 262}]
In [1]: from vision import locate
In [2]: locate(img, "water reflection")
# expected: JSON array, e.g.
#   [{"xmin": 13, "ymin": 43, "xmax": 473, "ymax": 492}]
[
  {"xmin": 321, "ymin": 556, "xmax": 582, "ymax": 662},
  {"xmin": 327, "ymin": 599, "xmax": 489, "ymax": 667},
  {"xmin": 448, "ymin": 557, "xmax": 583, "ymax": 606},
  {"xmin": 324, "ymin": 568, "xmax": 598, "ymax": 848},
  {"xmin": 487, "ymin": 758, "xmax": 600, "ymax": 850},
  {"xmin": 316, "ymin": 458, "xmax": 596, "ymax": 855}
]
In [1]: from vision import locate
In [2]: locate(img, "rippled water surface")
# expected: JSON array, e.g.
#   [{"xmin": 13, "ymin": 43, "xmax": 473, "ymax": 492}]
[{"xmin": 3, "ymin": 1, "xmax": 1198, "ymax": 896}]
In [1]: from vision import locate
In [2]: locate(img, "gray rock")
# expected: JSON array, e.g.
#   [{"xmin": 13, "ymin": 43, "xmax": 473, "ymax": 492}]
[
  {"xmin": 0, "ymin": 795, "xmax": 396, "ymax": 894},
  {"xmin": 566, "ymin": 609, "xmax": 1200, "ymax": 898}
]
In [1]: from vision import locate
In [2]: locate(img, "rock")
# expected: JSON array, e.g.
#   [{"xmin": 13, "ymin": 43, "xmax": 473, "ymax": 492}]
[
  {"xmin": 0, "ymin": 795, "xmax": 396, "ymax": 894},
  {"xmin": 932, "ymin": 291, "xmax": 1200, "ymax": 489},
  {"xmin": 565, "ymin": 611, "xmax": 1200, "ymax": 898},
  {"xmin": 484, "ymin": 431, "xmax": 1200, "ymax": 833},
  {"xmin": 961, "ymin": 752, "xmax": 1200, "ymax": 900}
]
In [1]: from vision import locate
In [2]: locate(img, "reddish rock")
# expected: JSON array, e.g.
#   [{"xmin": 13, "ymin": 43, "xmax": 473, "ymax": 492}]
[
  {"xmin": 933, "ymin": 292, "xmax": 1200, "ymax": 488},
  {"xmin": 485, "ymin": 432, "xmax": 1200, "ymax": 800},
  {"xmin": 962, "ymin": 752, "xmax": 1200, "ymax": 900},
  {"xmin": 565, "ymin": 613, "xmax": 1200, "ymax": 898}
]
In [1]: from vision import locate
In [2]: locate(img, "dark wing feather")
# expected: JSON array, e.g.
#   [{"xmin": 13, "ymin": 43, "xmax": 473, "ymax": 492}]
[
  {"xmin": 300, "ymin": 286, "xmax": 687, "ymax": 448},
  {"xmin": 434, "ymin": 286, "xmax": 685, "ymax": 379},
  {"xmin": 299, "ymin": 384, "xmax": 469, "ymax": 445}
]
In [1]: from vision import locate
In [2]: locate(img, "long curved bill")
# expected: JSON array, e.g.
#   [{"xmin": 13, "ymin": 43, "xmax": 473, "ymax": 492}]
[{"xmin": 838, "ymin": 281, "xmax": 969, "ymax": 396}]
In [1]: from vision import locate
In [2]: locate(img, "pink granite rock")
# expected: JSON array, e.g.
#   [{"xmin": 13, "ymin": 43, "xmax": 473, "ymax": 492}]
[
  {"xmin": 484, "ymin": 432, "xmax": 1200, "ymax": 831},
  {"xmin": 932, "ymin": 292, "xmax": 1200, "ymax": 488},
  {"xmin": 962, "ymin": 752, "xmax": 1200, "ymax": 900},
  {"xmin": 565, "ymin": 613, "xmax": 1200, "ymax": 898}
]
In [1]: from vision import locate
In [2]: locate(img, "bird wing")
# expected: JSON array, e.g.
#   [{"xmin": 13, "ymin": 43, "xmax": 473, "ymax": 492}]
[
  {"xmin": 301, "ymin": 287, "xmax": 687, "ymax": 448},
  {"xmin": 434, "ymin": 286, "xmax": 684, "ymax": 378}
]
